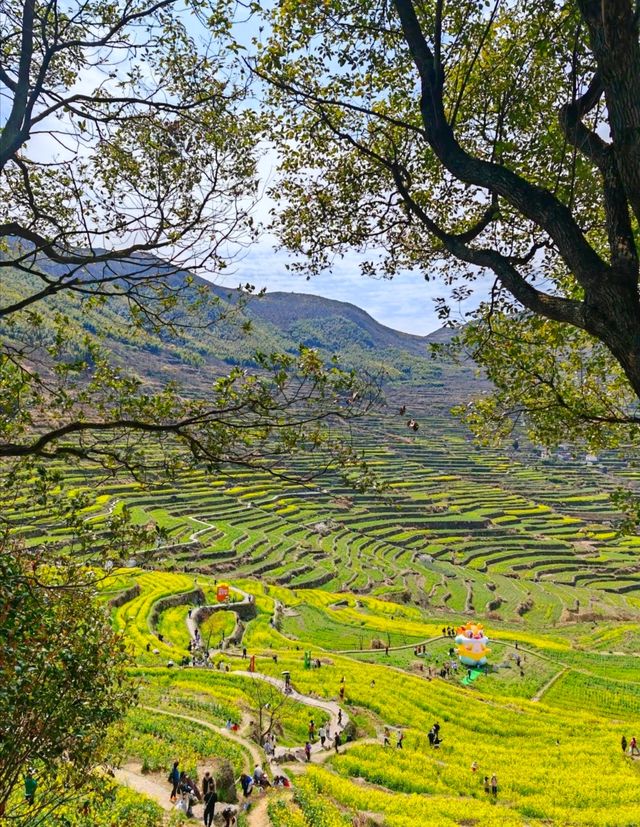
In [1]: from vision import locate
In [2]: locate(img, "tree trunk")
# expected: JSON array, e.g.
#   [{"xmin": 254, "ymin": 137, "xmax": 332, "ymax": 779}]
[
  {"xmin": 585, "ymin": 281, "xmax": 640, "ymax": 399},
  {"xmin": 580, "ymin": 0, "xmax": 640, "ymax": 224}
]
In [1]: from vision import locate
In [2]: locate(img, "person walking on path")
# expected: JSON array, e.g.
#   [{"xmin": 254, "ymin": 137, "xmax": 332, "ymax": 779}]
[
  {"xmin": 334, "ymin": 732, "xmax": 342, "ymax": 754},
  {"xmin": 396, "ymin": 730, "xmax": 404, "ymax": 749},
  {"xmin": 631, "ymin": 736, "xmax": 640, "ymax": 756},
  {"xmin": 222, "ymin": 807, "xmax": 235, "ymax": 827},
  {"xmin": 168, "ymin": 761, "xmax": 180, "ymax": 801},
  {"xmin": 383, "ymin": 727, "xmax": 390, "ymax": 747},
  {"xmin": 304, "ymin": 741, "xmax": 312, "ymax": 762},
  {"xmin": 308, "ymin": 719, "xmax": 315, "ymax": 741},
  {"xmin": 622, "ymin": 735, "xmax": 628, "ymax": 754},
  {"xmin": 483, "ymin": 776, "xmax": 490, "ymax": 794},
  {"xmin": 319, "ymin": 725, "xmax": 327, "ymax": 749},
  {"xmin": 202, "ymin": 772, "xmax": 217, "ymax": 827},
  {"xmin": 490, "ymin": 773, "xmax": 498, "ymax": 796},
  {"xmin": 338, "ymin": 708, "xmax": 343, "ymax": 726}
]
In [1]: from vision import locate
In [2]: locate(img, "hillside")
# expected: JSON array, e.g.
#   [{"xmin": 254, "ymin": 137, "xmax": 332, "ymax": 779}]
[{"xmin": 1, "ymin": 258, "xmax": 476, "ymax": 396}]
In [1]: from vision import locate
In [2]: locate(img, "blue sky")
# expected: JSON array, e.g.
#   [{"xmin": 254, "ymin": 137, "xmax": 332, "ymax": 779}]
[
  {"xmin": 204, "ymin": 12, "xmax": 485, "ymax": 337},
  {"xmin": 214, "ymin": 239, "xmax": 458, "ymax": 337}
]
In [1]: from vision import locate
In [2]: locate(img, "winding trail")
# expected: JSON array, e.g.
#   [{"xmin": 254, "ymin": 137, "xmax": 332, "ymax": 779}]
[
  {"xmin": 335, "ymin": 634, "xmax": 445, "ymax": 655},
  {"xmin": 232, "ymin": 670, "xmax": 351, "ymax": 761},
  {"xmin": 186, "ymin": 587, "xmax": 253, "ymax": 642},
  {"xmin": 114, "ymin": 764, "xmax": 175, "ymax": 813},
  {"xmin": 115, "ymin": 670, "xmax": 352, "ymax": 824},
  {"xmin": 142, "ymin": 705, "xmax": 263, "ymax": 768}
]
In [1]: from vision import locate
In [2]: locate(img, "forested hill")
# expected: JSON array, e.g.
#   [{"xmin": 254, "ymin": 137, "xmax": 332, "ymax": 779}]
[{"xmin": 2, "ymin": 259, "xmax": 471, "ymax": 395}]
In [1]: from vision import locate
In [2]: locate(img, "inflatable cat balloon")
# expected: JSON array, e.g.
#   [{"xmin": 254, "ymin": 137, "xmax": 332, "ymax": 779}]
[{"xmin": 455, "ymin": 622, "xmax": 490, "ymax": 667}]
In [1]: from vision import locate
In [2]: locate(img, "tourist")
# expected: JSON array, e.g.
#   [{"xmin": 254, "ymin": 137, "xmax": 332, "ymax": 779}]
[
  {"xmin": 622, "ymin": 735, "xmax": 628, "ymax": 753},
  {"xmin": 242, "ymin": 647, "xmax": 247, "ymax": 659},
  {"xmin": 429, "ymin": 723, "xmax": 442, "ymax": 747},
  {"xmin": 202, "ymin": 772, "xmax": 217, "ymax": 827},
  {"xmin": 168, "ymin": 761, "xmax": 180, "ymax": 801},
  {"xmin": 308, "ymin": 718, "xmax": 315, "ymax": 740},
  {"xmin": 24, "ymin": 770, "xmax": 37, "ymax": 806},
  {"xmin": 483, "ymin": 776, "xmax": 490, "ymax": 794},
  {"xmin": 177, "ymin": 772, "xmax": 198, "ymax": 817},
  {"xmin": 385, "ymin": 646, "xmax": 389, "ymax": 656},
  {"xmin": 491, "ymin": 773, "xmax": 498, "ymax": 796},
  {"xmin": 222, "ymin": 806, "xmax": 236, "ymax": 826},
  {"xmin": 471, "ymin": 761, "xmax": 478, "ymax": 774},
  {"xmin": 319, "ymin": 725, "xmax": 327, "ymax": 748},
  {"xmin": 370, "ymin": 679, "xmax": 375, "ymax": 688},
  {"xmin": 253, "ymin": 765, "xmax": 265, "ymax": 786},
  {"xmin": 239, "ymin": 773, "xmax": 253, "ymax": 798},
  {"xmin": 334, "ymin": 732, "xmax": 342, "ymax": 754},
  {"xmin": 396, "ymin": 731, "xmax": 404, "ymax": 749},
  {"xmin": 339, "ymin": 685, "xmax": 345, "ymax": 701},
  {"xmin": 630, "ymin": 736, "xmax": 640, "ymax": 756},
  {"xmin": 305, "ymin": 741, "xmax": 312, "ymax": 762},
  {"xmin": 383, "ymin": 727, "xmax": 390, "ymax": 747},
  {"xmin": 338, "ymin": 709, "xmax": 343, "ymax": 726}
]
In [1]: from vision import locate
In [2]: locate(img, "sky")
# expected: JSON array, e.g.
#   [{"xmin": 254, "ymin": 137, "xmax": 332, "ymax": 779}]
[
  {"xmin": 1, "ymin": 2, "xmax": 486, "ymax": 338},
  {"xmin": 211, "ymin": 154, "xmax": 481, "ymax": 338},
  {"xmin": 193, "ymin": 8, "xmax": 482, "ymax": 338},
  {"xmin": 215, "ymin": 240, "xmax": 452, "ymax": 336}
]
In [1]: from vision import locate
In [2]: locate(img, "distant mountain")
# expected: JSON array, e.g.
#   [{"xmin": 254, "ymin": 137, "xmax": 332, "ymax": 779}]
[
  {"xmin": 1, "ymin": 256, "xmax": 476, "ymax": 398},
  {"xmin": 239, "ymin": 290, "xmax": 433, "ymax": 355}
]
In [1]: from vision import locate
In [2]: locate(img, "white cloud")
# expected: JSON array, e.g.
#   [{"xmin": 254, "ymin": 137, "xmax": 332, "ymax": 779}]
[{"xmin": 210, "ymin": 240, "xmax": 487, "ymax": 336}]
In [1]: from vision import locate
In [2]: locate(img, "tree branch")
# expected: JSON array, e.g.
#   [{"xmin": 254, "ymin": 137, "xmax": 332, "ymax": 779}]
[
  {"xmin": 390, "ymin": 164, "xmax": 586, "ymax": 329},
  {"xmin": 392, "ymin": 0, "xmax": 609, "ymax": 291}
]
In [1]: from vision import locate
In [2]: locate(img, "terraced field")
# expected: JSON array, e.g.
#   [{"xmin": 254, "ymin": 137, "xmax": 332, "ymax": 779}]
[
  {"xmin": 12, "ymin": 397, "xmax": 640, "ymax": 622},
  {"xmin": 11, "ymin": 395, "xmax": 640, "ymax": 825},
  {"xmin": 88, "ymin": 568, "xmax": 640, "ymax": 826}
]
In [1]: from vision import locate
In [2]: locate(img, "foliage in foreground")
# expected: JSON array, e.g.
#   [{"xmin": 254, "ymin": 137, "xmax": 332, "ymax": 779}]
[{"xmin": 0, "ymin": 540, "xmax": 134, "ymax": 819}]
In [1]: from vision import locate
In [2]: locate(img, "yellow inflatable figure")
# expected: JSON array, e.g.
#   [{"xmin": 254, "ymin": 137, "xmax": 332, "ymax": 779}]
[{"xmin": 455, "ymin": 622, "xmax": 490, "ymax": 667}]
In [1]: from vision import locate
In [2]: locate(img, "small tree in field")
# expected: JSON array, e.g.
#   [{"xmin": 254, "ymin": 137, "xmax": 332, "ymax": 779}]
[{"xmin": 245, "ymin": 677, "xmax": 291, "ymax": 746}]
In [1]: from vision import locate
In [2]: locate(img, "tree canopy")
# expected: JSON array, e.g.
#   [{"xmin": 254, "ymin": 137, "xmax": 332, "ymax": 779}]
[
  {"xmin": 0, "ymin": 0, "xmax": 377, "ymax": 478},
  {"xmin": 0, "ymin": 537, "xmax": 133, "ymax": 821},
  {"xmin": 258, "ymin": 0, "xmax": 640, "ymax": 448}
]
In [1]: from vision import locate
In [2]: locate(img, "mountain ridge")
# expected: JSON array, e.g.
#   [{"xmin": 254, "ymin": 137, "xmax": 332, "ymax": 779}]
[{"xmin": 1, "ymin": 258, "xmax": 466, "ymax": 392}]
